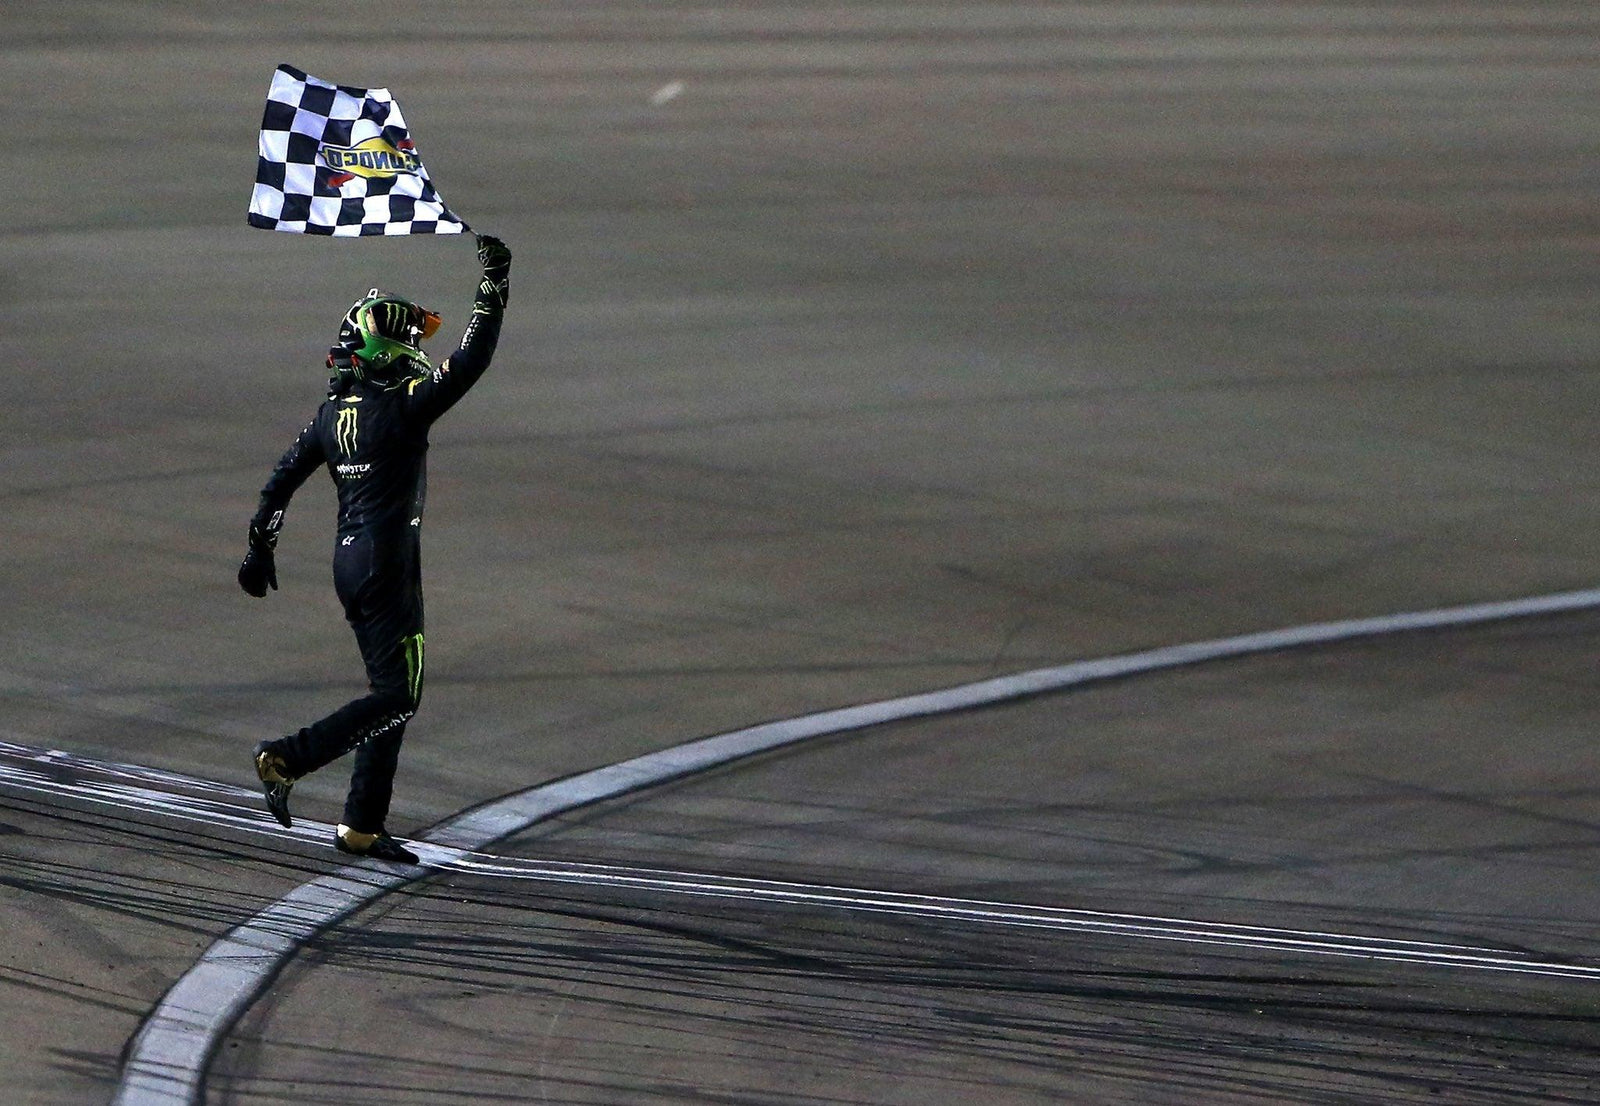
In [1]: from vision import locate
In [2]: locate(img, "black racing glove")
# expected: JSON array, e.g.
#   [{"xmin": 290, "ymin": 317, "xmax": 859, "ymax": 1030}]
[
  {"xmin": 475, "ymin": 234, "xmax": 512, "ymax": 310},
  {"xmin": 238, "ymin": 524, "xmax": 279, "ymax": 597}
]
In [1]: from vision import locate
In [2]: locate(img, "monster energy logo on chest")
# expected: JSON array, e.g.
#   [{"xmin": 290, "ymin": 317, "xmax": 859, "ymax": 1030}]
[{"xmin": 335, "ymin": 407, "xmax": 359, "ymax": 455}]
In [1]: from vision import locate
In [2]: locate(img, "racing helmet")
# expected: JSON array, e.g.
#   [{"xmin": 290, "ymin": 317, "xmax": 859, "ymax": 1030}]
[{"xmin": 330, "ymin": 289, "xmax": 443, "ymax": 384}]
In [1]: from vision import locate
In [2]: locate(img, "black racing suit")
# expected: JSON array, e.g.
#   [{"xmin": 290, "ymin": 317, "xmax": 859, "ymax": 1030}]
[{"xmin": 248, "ymin": 281, "xmax": 503, "ymax": 833}]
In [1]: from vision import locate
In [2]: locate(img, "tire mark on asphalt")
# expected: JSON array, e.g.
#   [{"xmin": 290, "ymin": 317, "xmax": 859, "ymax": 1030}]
[
  {"xmin": 74, "ymin": 583, "xmax": 1600, "ymax": 1104},
  {"xmin": 13, "ymin": 747, "xmax": 1595, "ymax": 980}
]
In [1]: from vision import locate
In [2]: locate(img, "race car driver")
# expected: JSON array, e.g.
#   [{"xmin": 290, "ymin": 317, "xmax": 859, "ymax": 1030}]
[{"xmin": 237, "ymin": 233, "xmax": 513, "ymax": 864}]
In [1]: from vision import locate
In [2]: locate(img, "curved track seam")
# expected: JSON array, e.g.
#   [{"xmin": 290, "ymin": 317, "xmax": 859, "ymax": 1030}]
[{"xmin": 113, "ymin": 586, "xmax": 1600, "ymax": 1104}]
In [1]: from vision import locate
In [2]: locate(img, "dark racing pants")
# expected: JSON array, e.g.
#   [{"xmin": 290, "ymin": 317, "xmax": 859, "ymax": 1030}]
[{"xmin": 277, "ymin": 531, "xmax": 424, "ymax": 834}]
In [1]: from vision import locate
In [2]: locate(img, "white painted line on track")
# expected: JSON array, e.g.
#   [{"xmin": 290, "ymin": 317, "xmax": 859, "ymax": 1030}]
[
  {"xmin": 7, "ymin": 739, "xmax": 1598, "ymax": 984},
  {"xmin": 12, "ymin": 742, "xmax": 1592, "ymax": 976},
  {"xmin": 0, "ymin": 740, "xmax": 338, "ymax": 850},
  {"xmin": 433, "ymin": 853, "xmax": 1600, "ymax": 980},
  {"xmin": 81, "ymin": 585, "xmax": 1600, "ymax": 1104}
]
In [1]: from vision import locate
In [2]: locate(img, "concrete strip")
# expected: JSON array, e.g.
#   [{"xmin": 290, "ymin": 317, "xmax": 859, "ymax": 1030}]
[{"xmin": 112, "ymin": 587, "xmax": 1600, "ymax": 1104}]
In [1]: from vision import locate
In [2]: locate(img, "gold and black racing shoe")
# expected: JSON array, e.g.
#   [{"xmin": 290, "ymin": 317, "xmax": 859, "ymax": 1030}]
[
  {"xmin": 335, "ymin": 824, "xmax": 420, "ymax": 865},
  {"xmin": 253, "ymin": 740, "xmax": 297, "ymax": 828}
]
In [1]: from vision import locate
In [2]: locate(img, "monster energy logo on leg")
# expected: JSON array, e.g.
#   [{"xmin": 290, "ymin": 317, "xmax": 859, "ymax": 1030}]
[
  {"xmin": 335, "ymin": 407, "xmax": 359, "ymax": 455},
  {"xmin": 404, "ymin": 632, "xmax": 425, "ymax": 705}
]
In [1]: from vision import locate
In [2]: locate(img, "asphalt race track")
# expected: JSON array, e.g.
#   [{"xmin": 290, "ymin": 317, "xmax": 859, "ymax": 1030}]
[{"xmin": 3, "ymin": 3, "xmax": 1599, "ymax": 1103}]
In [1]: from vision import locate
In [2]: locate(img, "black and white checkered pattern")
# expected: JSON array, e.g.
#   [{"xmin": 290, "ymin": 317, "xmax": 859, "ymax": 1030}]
[{"xmin": 248, "ymin": 64, "xmax": 466, "ymax": 237}]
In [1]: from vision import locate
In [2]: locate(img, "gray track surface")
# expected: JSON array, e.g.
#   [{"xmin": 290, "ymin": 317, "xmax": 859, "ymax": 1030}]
[{"xmin": 3, "ymin": 2, "xmax": 1598, "ymax": 1103}]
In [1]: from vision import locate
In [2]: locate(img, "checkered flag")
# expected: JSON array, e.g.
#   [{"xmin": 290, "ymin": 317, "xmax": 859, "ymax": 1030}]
[{"xmin": 248, "ymin": 64, "xmax": 467, "ymax": 237}]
